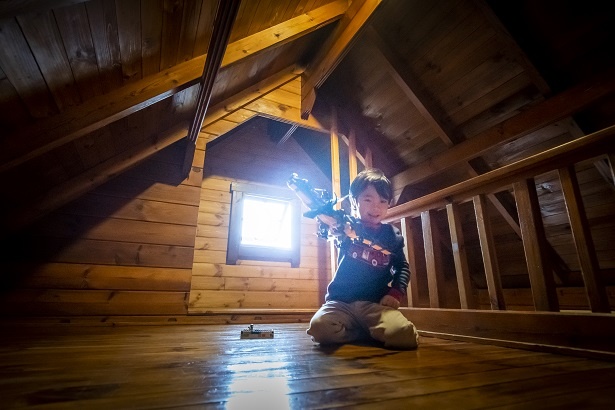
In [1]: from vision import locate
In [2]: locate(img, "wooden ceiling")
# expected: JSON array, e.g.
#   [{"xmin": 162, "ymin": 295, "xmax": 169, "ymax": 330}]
[{"xmin": 1, "ymin": 0, "xmax": 614, "ymax": 232}]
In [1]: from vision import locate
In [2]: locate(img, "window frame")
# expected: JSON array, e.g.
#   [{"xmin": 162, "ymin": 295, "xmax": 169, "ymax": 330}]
[{"xmin": 226, "ymin": 182, "xmax": 301, "ymax": 267}]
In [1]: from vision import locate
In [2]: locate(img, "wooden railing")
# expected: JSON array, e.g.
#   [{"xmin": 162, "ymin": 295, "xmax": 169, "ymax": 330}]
[{"xmin": 384, "ymin": 124, "xmax": 615, "ymax": 358}]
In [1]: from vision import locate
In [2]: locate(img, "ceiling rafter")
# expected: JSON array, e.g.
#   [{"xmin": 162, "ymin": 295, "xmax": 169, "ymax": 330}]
[
  {"xmin": 300, "ymin": 0, "xmax": 382, "ymax": 119},
  {"xmin": 391, "ymin": 69, "xmax": 615, "ymax": 193},
  {"xmin": 5, "ymin": 65, "xmax": 322, "ymax": 232},
  {"xmin": 182, "ymin": 0, "xmax": 241, "ymax": 176},
  {"xmin": 0, "ymin": 0, "xmax": 348, "ymax": 174}
]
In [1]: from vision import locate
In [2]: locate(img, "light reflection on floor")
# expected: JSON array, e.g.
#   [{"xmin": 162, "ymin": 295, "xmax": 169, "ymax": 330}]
[{"xmin": 224, "ymin": 357, "xmax": 292, "ymax": 410}]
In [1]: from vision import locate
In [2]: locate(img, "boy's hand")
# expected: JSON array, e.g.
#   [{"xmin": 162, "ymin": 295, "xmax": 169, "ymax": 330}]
[{"xmin": 380, "ymin": 295, "xmax": 400, "ymax": 309}]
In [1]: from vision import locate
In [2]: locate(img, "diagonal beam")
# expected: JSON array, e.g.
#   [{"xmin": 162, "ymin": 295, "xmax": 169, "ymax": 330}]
[
  {"xmin": 0, "ymin": 0, "xmax": 348, "ymax": 173},
  {"xmin": 391, "ymin": 69, "xmax": 615, "ymax": 192},
  {"xmin": 5, "ymin": 66, "xmax": 309, "ymax": 232},
  {"xmin": 6, "ymin": 121, "xmax": 190, "ymax": 233},
  {"xmin": 364, "ymin": 26, "xmax": 460, "ymax": 147},
  {"xmin": 301, "ymin": 0, "xmax": 383, "ymax": 119},
  {"xmin": 368, "ymin": 24, "xmax": 576, "ymax": 279},
  {"xmin": 182, "ymin": 0, "xmax": 241, "ymax": 176}
]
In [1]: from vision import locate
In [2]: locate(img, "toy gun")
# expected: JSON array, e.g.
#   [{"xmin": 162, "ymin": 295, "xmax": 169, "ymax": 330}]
[{"xmin": 287, "ymin": 173, "xmax": 356, "ymax": 239}]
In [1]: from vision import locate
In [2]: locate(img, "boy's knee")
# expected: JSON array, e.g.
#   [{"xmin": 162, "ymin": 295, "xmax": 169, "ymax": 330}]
[
  {"xmin": 307, "ymin": 316, "xmax": 347, "ymax": 344},
  {"xmin": 371, "ymin": 322, "xmax": 419, "ymax": 350}
]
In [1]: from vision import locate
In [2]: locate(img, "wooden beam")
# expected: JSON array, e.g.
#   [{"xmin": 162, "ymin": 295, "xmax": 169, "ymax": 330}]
[
  {"xmin": 201, "ymin": 66, "xmax": 303, "ymax": 130},
  {"xmin": 384, "ymin": 123, "xmax": 615, "ymax": 221},
  {"xmin": 330, "ymin": 108, "xmax": 342, "ymax": 202},
  {"xmin": 401, "ymin": 308, "xmax": 615, "ymax": 360},
  {"xmin": 391, "ymin": 70, "xmax": 615, "ymax": 190},
  {"xmin": 301, "ymin": 0, "xmax": 383, "ymax": 119},
  {"xmin": 6, "ymin": 121, "xmax": 190, "ymax": 232},
  {"xmin": 330, "ymin": 110, "xmax": 341, "ymax": 273},
  {"xmin": 5, "ymin": 67, "xmax": 306, "ymax": 231},
  {"xmin": 0, "ymin": 0, "xmax": 348, "ymax": 173},
  {"xmin": 347, "ymin": 129, "xmax": 358, "ymax": 181},
  {"xmin": 182, "ymin": 0, "xmax": 241, "ymax": 176},
  {"xmin": 365, "ymin": 26, "xmax": 459, "ymax": 146},
  {"xmin": 277, "ymin": 124, "xmax": 299, "ymax": 146}
]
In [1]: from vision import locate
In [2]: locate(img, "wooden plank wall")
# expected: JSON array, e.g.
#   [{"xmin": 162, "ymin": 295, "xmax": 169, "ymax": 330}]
[
  {"xmin": 189, "ymin": 117, "xmax": 332, "ymax": 312},
  {"xmin": 0, "ymin": 139, "xmax": 201, "ymax": 317}
]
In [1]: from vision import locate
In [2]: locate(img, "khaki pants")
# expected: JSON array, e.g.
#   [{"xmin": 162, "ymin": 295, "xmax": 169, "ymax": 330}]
[{"xmin": 307, "ymin": 300, "xmax": 419, "ymax": 350}]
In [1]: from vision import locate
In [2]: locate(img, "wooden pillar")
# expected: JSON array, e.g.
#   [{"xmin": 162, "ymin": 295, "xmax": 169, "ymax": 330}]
[
  {"xmin": 348, "ymin": 129, "xmax": 358, "ymax": 181},
  {"xmin": 330, "ymin": 108, "xmax": 342, "ymax": 274}
]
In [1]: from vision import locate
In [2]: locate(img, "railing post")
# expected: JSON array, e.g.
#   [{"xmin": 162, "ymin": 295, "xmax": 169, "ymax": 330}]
[
  {"xmin": 446, "ymin": 203, "xmax": 478, "ymax": 309},
  {"xmin": 421, "ymin": 210, "xmax": 446, "ymax": 308},
  {"xmin": 473, "ymin": 194, "xmax": 505, "ymax": 310},
  {"xmin": 400, "ymin": 217, "xmax": 420, "ymax": 307},
  {"xmin": 559, "ymin": 165, "xmax": 610, "ymax": 313},
  {"xmin": 513, "ymin": 178, "xmax": 559, "ymax": 311}
]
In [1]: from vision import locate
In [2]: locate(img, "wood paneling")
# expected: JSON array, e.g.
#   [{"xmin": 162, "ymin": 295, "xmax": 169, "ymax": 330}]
[
  {"xmin": 0, "ymin": 139, "xmax": 200, "ymax": 316},
  {"xmin": 189, "ymin": 116, "xmax": 331, "ymax": 312}
]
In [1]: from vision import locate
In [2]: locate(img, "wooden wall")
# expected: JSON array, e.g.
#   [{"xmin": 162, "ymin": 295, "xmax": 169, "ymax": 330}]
[
  {"xmin": 0, "ymin": 139, "xmax": 201, "ymax": 317},
  {"xmin": 189, "ymin": 116, "xmax": 332, "ymax": 313},
  {"xmin": 0, "ymin": 69, "xmax": 333, "ymax": 320}
]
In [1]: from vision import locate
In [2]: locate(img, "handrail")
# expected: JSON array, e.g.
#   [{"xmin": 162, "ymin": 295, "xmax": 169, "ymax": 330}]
[{"xmin": 384, "ymin": 123, "xmax": 615, "ymax": 222}]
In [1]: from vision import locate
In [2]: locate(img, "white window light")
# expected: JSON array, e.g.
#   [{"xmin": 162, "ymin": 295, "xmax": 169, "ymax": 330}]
[{"xmin": 241, "ymin": 196, "xmax": 292, "ymax": 249}]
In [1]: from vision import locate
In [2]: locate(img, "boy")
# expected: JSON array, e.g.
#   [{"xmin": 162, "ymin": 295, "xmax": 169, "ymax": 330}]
[{"xmin": 307, "ymin": 168, "xmax": 419, "ymax": 350}]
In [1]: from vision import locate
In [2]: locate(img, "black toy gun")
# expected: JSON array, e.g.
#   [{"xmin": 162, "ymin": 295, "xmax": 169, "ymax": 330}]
[{"xmin": 287, "ymin": 173, "xmax": 356, "ymax": 239}]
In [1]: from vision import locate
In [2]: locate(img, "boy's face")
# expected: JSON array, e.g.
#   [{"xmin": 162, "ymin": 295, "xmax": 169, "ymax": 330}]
[{"xmin": 355, "ymin": 184, "xmax": 390, "ymax": 228}]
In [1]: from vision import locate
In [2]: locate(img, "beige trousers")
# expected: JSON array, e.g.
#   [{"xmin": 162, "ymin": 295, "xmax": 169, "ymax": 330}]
[{"xmin": 307, "ymin": 300, "xmax": 419, "ymax": 350}]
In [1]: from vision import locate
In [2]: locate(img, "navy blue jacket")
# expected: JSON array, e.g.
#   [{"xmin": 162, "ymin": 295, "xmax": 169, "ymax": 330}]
[{"xmin": 325, "ymin": 222, "xmax": 410, "ymax": 303}]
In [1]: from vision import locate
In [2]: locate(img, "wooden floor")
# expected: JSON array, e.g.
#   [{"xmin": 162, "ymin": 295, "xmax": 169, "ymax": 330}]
[{"xmin": 2, "ymin": 323, "xmax": 615, "ymax": 409}]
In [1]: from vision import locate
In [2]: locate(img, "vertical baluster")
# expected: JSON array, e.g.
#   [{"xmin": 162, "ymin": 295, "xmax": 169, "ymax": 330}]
[
  {"xmin": 400, "ymin": 217, "xmax": 420, "ymax": 307},
  {"xmin": 421, "ymin": 209, "xmax": 446, "ymax": 308},
  {"xmin": 513, "ymin": 178, "xmax": 559, "ymax": 311},
  {"xmin": 473, "ymin": 194, "xmax": 505, "ymax": 310},
  {"xmin": 559, "ymin": 166, "xmax": 610, "ymax": 313},
  {"xmin": 446, "ymin": 203, "xmax": 477, "ymax": 309}
]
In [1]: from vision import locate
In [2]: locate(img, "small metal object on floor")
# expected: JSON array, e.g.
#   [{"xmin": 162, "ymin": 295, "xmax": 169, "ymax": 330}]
[{"xmin": 240, "ymin": 324, "xmax": 274, "ymax": 339}]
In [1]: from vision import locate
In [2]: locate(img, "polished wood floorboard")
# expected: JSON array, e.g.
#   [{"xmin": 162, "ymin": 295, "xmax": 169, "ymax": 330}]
[{"xmin": 1, "ymin": 323, "xmax": 615, "ymax": 409}]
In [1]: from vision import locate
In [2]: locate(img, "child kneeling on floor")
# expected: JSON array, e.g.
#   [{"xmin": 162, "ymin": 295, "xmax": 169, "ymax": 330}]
[{"xmin": 307, "ymin": 168, "xmax": 419, "ymax": 350}]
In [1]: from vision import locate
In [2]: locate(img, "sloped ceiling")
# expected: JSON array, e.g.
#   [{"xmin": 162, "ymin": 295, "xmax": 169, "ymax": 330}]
[{"xmin": 1, "ymin": 0, "xmax": 614, "ymax": 234}]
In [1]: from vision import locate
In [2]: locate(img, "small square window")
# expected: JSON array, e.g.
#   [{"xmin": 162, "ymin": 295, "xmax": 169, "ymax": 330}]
[
  {"xmin": 241, "ymin": 196, "xmax": 292, "ymax": 249},
  {"xmin": 227, "ymin": 182, "xmax": 301, "ymax": 267}
]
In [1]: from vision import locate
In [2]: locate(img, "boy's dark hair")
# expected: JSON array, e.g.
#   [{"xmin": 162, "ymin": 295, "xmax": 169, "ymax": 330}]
[{"xmin": 349, "ymin": 168, "xmax": 393, "ymax": 203}]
